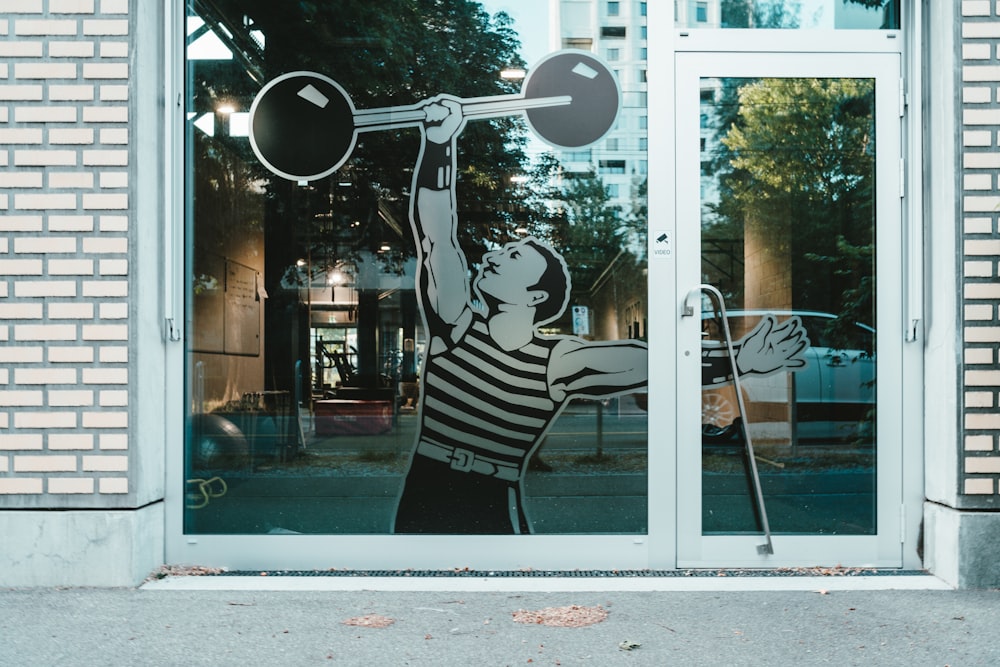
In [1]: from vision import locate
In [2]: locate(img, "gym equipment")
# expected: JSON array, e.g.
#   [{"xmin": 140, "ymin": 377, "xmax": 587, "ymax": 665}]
[{"xmin": 248, "ymin": 50, "xmax": 621, "ymax": 181}]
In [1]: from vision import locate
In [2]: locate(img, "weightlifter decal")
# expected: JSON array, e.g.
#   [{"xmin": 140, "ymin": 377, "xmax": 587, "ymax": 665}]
[{"xmin": 248, "ymin": 51, "xmax": 810, "ymax": 535}]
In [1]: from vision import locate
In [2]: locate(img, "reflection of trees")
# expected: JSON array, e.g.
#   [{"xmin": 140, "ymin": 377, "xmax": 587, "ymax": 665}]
[
  {"xmin": 720, "ymin": 0, "xmax": 899, "ymax": 29},
  {"xmin": 706, "ymin": 77, "xmax": 875, "ymax": 343}
]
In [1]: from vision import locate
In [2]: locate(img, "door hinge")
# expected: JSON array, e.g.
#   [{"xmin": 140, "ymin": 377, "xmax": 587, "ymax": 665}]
[
  {"xmin": 899, "ymin": 158, "xmax": 905, "ymax": 198},
  {"xmin": 899, "ymin": 78, "xmax": 906, "ymax": 117}
]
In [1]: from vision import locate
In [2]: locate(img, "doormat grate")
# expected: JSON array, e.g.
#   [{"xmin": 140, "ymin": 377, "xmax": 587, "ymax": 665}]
[{"xmin": 211, "ymin": 568, "xmax": 931, "ymax": 578}]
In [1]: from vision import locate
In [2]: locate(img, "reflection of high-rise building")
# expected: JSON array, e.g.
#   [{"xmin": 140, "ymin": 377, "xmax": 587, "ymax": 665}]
[
  {"xmin": 550, "ymin": 0, "xmax": 649, "ymax": 212},
  {"xmin": 676, "ymin": 0, "xmax": 721, "ymax": 28}
]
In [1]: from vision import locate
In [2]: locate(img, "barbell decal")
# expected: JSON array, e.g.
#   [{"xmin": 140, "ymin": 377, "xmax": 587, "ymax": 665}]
[{"xmin": 248, "ymin": 50, "xmax": 621, "ymax": 182}]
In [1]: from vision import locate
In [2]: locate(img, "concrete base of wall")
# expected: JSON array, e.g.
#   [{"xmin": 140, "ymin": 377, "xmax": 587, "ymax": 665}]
[
  {"xmin": 924, "ymin": 501, "xmax": 1000, "ymax": 589},
  {"xmin": 0, "ymin": 503, "xmax": 164, "ymax": 587}
]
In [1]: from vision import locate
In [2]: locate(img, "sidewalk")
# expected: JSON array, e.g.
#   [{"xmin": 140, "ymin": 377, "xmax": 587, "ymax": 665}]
[{"xmin": 2, "ymin": 574, "xmax": 998, "ymax": 666}]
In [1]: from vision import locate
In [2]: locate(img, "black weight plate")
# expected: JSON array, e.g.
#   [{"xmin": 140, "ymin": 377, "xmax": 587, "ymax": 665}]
[
  {"xmin": 249, "ymin": 72, "xmax": 356, "ymax": 181},
  {"xmin": 523, "ymin": 51, "xmax": 621, "ymax": 149}
]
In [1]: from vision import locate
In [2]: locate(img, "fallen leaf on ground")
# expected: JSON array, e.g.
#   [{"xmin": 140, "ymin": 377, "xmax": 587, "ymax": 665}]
[
  {"xmin": 618, "ymin": 640, "xmax": 641, "ymax": 651},
  {"xmin": 342, "ymin": 615, "xmax": 395, "ymax": 628},
  {"xmin": 511, "ymin": 605, "xmax": 608, "ymax": 627}
]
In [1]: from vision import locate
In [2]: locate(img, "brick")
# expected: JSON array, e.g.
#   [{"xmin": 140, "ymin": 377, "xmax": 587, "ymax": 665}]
[
  {"xmin": 99, "ymin": 128, "xmax": 128, "ymax": 144},
  {"xmin": 0, "ymin": 1, "xmax": 43, "ymax": 12},
  {"xmin": 100, "ymin": 303, "xmax": 128, "ymax": 320},
  {"xmin": 48, "ymin": 302, "xmax": 94, "ymax": 319},
  {"xmin": 0, "ymin": 303, "xmax": 44, "ymax": 319},
  {"xmin": 15, "ymin": 455, "xmax": 76, "ymax": 472},
  {"xmin": 48, "ymin": 41, "xmax": 94, "ymax": 58},
  {"xmin": 14, "ymin": 150, "xmax": 76, "ymax": 166},
  {"xmin": 14, "ymin": 412, "xmax": 76, "ymax": 428},
  {"xmin": 963, "ymin": 130, "xmax": 993, "ymax": 147},
  {"xmin": 99, "ymin": 173, "xmax": 128, "ymax": 188},
  {"xmin": 963, "ymin": 22, "xmax": 1000, "ymax": 38},
  {"xmin": 98, "ymin": 215, "xmax": 127, "ymax": 231},
  {"xmin": 82, "ymin": 411, "xmax": 127, "ymax": 428},
  {"xmin": 48, "ymin": 259, "xmax": 94, "ymax": 275},
  {"xmin": 49, "ymin": 478, "xmax": 95, "ymax": 495},
  {"xmin": 0, "ymin": 173, "xmax": 43, "ymax": 188},
  {"xmin": 15, "ymin": 193, "xmax": 76, "ymax": 210},
  {"xmin": 0, "ymin": 128, "xmax": 43, "ymax": 143},
  {"xmin": 966, "ymin": 413, "xmax": 1000, "ymax": 429},
  {"xmin": 82, "ymin": 19, "xmax": 127, "ymax": 35},
  {"xmin": 966, "ymin": 347, "xmax": 995, "ymax": 364},
  {"xmin": 13, "ymin": 324, "xmax": 76, "ymax": 341},
  {"xmin": 966, "ymin": 434, "xmax": 995, "ymax": 451},
  {"xmin": 964, "ymin": 174, "xmax": 993, "ymax": 190},
  {"xmin": 0, "ymin": 434, "xmax": 43, "ymax": 450},
  {"xmin": 82, "ymin": 281, "xmax": 127, "ymax": 297},
  {"xmin": 99, "ymin": 42, "xmax": 128, "ymax": 58},
  {"xmin": 0, "ymin": 216, "xmax": 43, "ymax": 232},
  {"xmin": 14, "ymin": 368, "xmax": 77, "ymax": 384},
  {"xmin": 82, "ymin": 368, "xmax": 127, "ymax": 384},
  {"xmin": 82, "ymin": 454, "xmax": 127, "ymax": 471},
  {"xmin": 966, "ymin": 239, "xmax": 1000, "ymax": 255},
  {"xmin": 100, "ymin": 0, "xmax": 128, "ymax": 12},
  {"xmin": 49, "ymin": 128, "xmax": 95, "ymax": 144},
  {"xmin": 14, "ymin": 281, "xmax": 77, "ymax": 297},
  {"xmin": 82, "ymin": 238, "xmax": 126, "ymax": 253},
  {"xmin": 49, "ymin": 85, "xmax": 96, "ymax": 102},
  {"xmin": 964, "ymin": 43, "xmax": 993, "ymax": 60},
  {"xmin": 98, "ymin": 346, "xmax": 127, "ymax": 363},
  {"xmin": 967, "ymin": 391, "xmax": 995, "ymax": 408},
  {"xmin": 15, "ymin": 237, "xmax": 77, "ymax": 253},
  {"xmin": 965, "ymin": 370, "xmax": 1000, "ymax": 386},
  {"xmin": 15, "ymin": 20, "xmax": 78, "ymax": 35},
  {"xmin": 15, "ymin": 106, "xmax": 77, "ymax": 122},
  {"xmin": 82, "ymin": 150, "xmax": 127, "ymax": 166},
  {"xmin": 83, "ymin": 63, "xmax": 128, "ymax": 79},
  {"xmin": 49, "ymin": 433, "xmax": 94, "ymax": 450},
  {"xmin": 964, "ymin": 195, "xmax": 1000, "ymax": 211},
  {"xmin": 99, "ymin": 390, "xmax": 127, "ymax": 407},
  {"xmin": 48, "ymin": 390, "xmax": 94, "ymax": 407},
  {"xmin": 99, "ymin": 433, "xmax": 127, "ymax": 450},
  {"xmin": 82, "ymin": 324, "xmax": 127, "ymax": 340},
  {"xmin": 963, "ymin": 65, "xmax": 1000, "ymax": 82},
  {"xmin": 966, "ymin": 456, "xmax": 1000, "ymax": 474},
  {"xmin": 964, "ymin": 478, "xmax": 995, "ymax": 494},
  {"xmin": 99, "ymin": 477, "xmax": 127, "ymax": 494},
  {"xmin": 49, "ymin": 172, "xmax": 94, "ymax": 189},
  {"xmin": 99, "ymin": 259, "xmax": 127, "ymax": 275},
  {"xmin": 15, "ymin": 63, "xmax": 77, "ymax": 79},
  {"xmin": 0, "ymin": 391, "xmax": 44, "ymax": 406},
  {"xmin": 964, "ymin": 108, "xmax": 1000, "ymax": 125},
  {"xmin": 0, "ymin": 85, "xmax": 44, "ymax": 101},
  {"xmin": 0, "ymin": 42, "xmax": 43, "ymax": 57},
  {"xmin": 962, "ymin": 0, "xmax": 992, "ymax": 15},
  {"xmin": 0, "ymin": 347, "xmax": 43, "ymax": 363},
  {"xmin": 48, "ymin": 346, "xmax": 94, "ymax": 363},
  {"xmin": 48, "ymin": 214, "xmax": 93, "ymax": 232},
  {"xmin": 50, "ymin": 0, "xmax": 95, "ymax": 12},
  {"xmin": 965, "ymin": 283, "xmax": 1000, "ymax": 299},
  {"xmin": 0, "ymin": 479, "xmax": 43, "ymax": 494},
  {"xmin": 82, "ymin": 106, "xmax": 126, "ymax": 122},
  {"xmin": 99, "ymin": 85, "xmax": 127, "ymax": 101},
  {"xmin": 83, "ymin": 193, "xmax": 127, "ymax": 209},
  {"xmin": 0, "ymin": 259, "xmax": 42, "ymax": 274}
]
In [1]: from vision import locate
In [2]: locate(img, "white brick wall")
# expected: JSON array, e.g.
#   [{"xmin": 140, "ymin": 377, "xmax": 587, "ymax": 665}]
[
  {"xmin": 0, "ymin": 0, "xmax": 130, "ymax": 502},
  {"xmin": 962, "ymin": 0, "xmax": 1000, "ymax": 497}
]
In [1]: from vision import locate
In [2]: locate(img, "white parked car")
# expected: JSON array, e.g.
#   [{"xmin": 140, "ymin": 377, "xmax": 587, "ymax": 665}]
[{"xmin": 701, "ymin": 310, "xmax": 875, "ymax": 444}]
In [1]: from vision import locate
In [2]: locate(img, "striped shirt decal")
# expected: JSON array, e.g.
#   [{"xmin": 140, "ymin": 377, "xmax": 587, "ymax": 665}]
[{"xmin": 420, "ymin": 318, "xmax": 558, "ymax": 467}]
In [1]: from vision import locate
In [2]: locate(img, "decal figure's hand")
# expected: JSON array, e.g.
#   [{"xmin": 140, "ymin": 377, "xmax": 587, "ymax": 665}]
[
  {"xmin": 422, "ymin": 95, "xmax": 464, "ymax": 144},
  {"xmin": 735, "ymin": 314, "xmax": 809, "ymax": 377}
]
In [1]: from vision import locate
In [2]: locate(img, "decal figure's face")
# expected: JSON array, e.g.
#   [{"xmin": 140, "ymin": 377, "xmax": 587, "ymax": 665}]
[{"xmin": 475, "ymin": 240, "xmax": 550, "ymax": 310}]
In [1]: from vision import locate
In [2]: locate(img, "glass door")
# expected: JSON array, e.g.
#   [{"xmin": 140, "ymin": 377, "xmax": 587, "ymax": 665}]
[{"xmin": 675, "ymin": 52, "xmax": 904, "ymax": 567}]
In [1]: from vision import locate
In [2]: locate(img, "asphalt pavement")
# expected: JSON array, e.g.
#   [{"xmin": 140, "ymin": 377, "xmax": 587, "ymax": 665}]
[{"xmin": 2, "ymin": 574, "xmax": 999, "ymax": 666}]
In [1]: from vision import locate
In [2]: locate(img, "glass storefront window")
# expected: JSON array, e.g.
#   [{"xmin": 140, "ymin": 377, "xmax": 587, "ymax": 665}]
[
  {"xmin": 184, "ymin": 1, "xmax": 648, "ymax": 536},
  {"xmin": 676, "ymin": 0, "xmax": 900, "ymax": 29}
]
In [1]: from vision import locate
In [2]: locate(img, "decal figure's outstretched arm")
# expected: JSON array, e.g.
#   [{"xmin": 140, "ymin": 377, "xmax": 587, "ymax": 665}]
[
  {"xmin": 701, "ymin": 314, "xmax": 810, "ymax": 388},
  {"xmin": 409, "ymin": 96, "xmax": 473, "ymax": 350}
]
